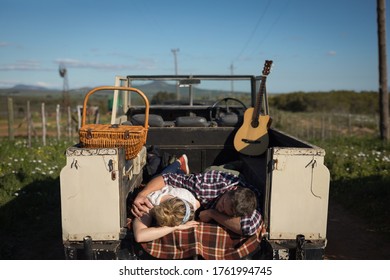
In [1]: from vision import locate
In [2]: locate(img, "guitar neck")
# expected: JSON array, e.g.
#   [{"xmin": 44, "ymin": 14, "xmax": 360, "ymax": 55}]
[
  {"xmin": 251, "ymin": 76, "xmax": 267, "ymax": 123},
  {"xmin": 250, "ymin": 60, "xmax": 272, "ymax": 127}
]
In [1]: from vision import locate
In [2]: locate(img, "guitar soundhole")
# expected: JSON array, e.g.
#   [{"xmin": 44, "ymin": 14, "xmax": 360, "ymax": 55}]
[{"xmin": 251, "ymin": 120, "xmax": 259, "ymax": 128}]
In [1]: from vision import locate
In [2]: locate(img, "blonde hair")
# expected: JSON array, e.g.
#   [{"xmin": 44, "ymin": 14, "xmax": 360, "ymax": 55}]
[{"xmin": 151, "ymin": 197, "xmax": 195, "ymax": 227}]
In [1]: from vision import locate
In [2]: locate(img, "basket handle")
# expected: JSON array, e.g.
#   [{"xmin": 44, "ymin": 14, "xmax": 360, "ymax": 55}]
[{"xmin": 81, "ymin": 86, "xmax": 150, "ymax": 129}]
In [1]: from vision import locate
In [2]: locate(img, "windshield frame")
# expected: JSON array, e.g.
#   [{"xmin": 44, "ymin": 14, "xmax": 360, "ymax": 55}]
[{"xmin": 111, "ymin": 75, "xmax": 269, "ymax": 124}]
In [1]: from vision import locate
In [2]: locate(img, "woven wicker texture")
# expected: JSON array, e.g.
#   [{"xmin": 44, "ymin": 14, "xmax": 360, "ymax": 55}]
[
  {"xmin": 79, "ymin": 86, "xmax": 149, "ymax": 160},
  {"xmin": 79, "ymin": 124, "xmax": 147, "ymax": 160}
]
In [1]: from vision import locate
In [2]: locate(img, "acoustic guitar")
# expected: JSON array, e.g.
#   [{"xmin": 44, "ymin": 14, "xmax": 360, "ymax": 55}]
[{"xmin": 234, "ymin": 60, "xmax": 273, "ymax": 156}]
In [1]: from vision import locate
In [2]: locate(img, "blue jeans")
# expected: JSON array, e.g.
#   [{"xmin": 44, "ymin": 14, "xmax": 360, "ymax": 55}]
[{"xmin": 161, "ymin": 161, "xmax": 184, "ymax": 175}]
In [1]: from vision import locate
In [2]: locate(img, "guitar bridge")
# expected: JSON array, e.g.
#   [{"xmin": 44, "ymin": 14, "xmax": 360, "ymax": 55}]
[{"xmin": 242, "ymin": 139, "xmax": 262, "ymax": 144}]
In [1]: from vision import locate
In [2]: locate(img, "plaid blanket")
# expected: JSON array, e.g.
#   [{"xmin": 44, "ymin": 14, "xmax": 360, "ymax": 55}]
[{"xmin": 140, "ymin": 222, "xmax": 263, "ymax": 260}]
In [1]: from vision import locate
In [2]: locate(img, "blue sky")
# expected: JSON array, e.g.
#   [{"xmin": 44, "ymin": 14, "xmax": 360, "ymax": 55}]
[{"xmin": 0, "ymin": 0, "xmax": 387, "ymax": 93}]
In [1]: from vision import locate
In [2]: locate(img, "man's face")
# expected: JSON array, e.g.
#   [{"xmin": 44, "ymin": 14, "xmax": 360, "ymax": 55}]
[{"xmin": 215, "ymin": 192, "xmax": 235, "ymax": 216}]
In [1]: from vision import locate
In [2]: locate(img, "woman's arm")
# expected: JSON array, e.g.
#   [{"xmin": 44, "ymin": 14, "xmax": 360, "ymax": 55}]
[
  {"xmin": 131, "ymin": 175, "xmax": 165, "ymax": 218},
  {"xmin": 133, "ymin": 214, "xmax": 199, "ymax": 243}
]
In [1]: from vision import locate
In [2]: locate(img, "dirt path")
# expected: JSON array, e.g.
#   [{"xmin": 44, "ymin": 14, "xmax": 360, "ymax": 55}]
[{"xmin": 324, "ymin": 199, "xmax": 390, "ymax": 260}]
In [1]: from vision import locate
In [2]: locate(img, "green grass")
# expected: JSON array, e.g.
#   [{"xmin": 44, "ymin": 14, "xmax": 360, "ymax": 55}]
[
  {"xmin": 313, "ymin": 136, "xmax": 390, "ymax": 234},
  {"xmin": 0, "ymin": 139, "xmax": 69, "ymax": 205},
  {"xmin": 0, "ymin": 138, "xmax": 70, "ymax": 259}
]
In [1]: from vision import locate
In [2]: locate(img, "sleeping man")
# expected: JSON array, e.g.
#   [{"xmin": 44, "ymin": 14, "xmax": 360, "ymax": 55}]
[{"xmin": 131, "ymin": 163, "xmax": 262, "ymax": 240}]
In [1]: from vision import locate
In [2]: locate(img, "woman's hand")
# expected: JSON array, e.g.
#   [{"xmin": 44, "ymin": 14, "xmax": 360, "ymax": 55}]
[
  {"xmin": 131, "ymin": 194, "xmax": 154, "ymax": 218},
  {"xmin": 131, "ymin": 175, "xmax": 166, "ymax": 218},
  {"xmin": 175, "ymin": 220, "xmax": 200, "ymax": 230},
  {"xmin": 133, "ymin": 218, "xmax": 199, "ymax": 243}
]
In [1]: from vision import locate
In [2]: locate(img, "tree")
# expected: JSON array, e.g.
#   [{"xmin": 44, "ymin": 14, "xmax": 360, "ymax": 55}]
[{"xmin": 377, "ymin": 0, "xmax": 389, "ymax": 141}]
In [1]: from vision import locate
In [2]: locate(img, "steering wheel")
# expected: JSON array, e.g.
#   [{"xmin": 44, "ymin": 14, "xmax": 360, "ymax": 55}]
[{"xmin": 209, "ymin": 97, "xmax": 247, "ymax": 122}]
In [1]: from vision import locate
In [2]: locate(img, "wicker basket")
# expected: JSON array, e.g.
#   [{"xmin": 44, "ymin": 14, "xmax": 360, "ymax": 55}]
[{"xmin": 79, "ymin": 86, "xmax": 149, "ymax": 160}]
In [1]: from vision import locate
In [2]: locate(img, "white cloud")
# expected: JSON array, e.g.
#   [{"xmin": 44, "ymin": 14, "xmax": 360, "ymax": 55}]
[
  {"xmin": 36, "ymin": 81, "xmax": 52, "ymax": 87},
  {"xmin": 0, "ymin": 41, "xmax": 23, "ymax": 49},
  {"xmin": 0, "ymin": 42, "xmax": 11, "ymax": 47},
  {"xmin": 0, "ymin": 60, "xmax": 52, "ymax": 71},
  {"xmin": 327, "ymin": 50, "xmax": 337, "ymax": 56},
  {"xmin": 54, "ymin": 58, "xmax": 157, "ymax": 71},
  {"xmin": 0, "ymin": 57, "xmax": 157, "ymax": 72}
]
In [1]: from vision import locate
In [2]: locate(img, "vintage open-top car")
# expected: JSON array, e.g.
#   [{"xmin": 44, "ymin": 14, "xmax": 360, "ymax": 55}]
[{"xmin": 60, "ymin": 69, "xmax": 330, "ymax": 260}]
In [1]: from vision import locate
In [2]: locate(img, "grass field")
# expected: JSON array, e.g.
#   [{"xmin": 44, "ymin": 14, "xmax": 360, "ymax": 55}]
[
  {"xmin": 0, "ymin": 112, "xmax": 389, "ymax": 259},
  {"xmin": 0, "ymin": 139, "xmax": 69, "ymax": 259},
  {"xmin": 313, "ymin": 136, "xmax": 390, "ymax": 233}
]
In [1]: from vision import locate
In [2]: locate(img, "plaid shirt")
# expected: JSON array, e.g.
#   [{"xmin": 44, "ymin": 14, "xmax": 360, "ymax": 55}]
[{"xmin": 162, "ymin": 170, "xmax": 262, "ymax": 236}]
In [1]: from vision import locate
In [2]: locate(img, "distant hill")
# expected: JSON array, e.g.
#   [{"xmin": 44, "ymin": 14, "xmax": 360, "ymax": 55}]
[
  {"xmin": 11, "ymin": 84, "xmax": 50, "ymax": 91},
  {"xmin": 1, "ymin": 80, "xmax": 247, "ymax": 97},
  {"xmin": 133, "ymin": 81, "xmax": 177, "ymax": 94},
  {"xmin": 133, "ymin": 80, "xmax": 248, "ymax": 99}
]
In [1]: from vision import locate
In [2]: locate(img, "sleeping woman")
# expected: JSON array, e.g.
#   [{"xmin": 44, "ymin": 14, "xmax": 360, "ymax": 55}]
[
  {"xmin": 132, "ymin": 155, "xmax": 200, "ymax": 243},
  {"xmin": 132, "ymin": 185, "xmax": 200, "ymax": 242}
]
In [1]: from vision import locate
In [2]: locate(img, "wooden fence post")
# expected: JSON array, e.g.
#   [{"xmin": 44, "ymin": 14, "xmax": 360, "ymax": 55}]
[
  {"xmin": 56, "ymin": 104, "xmax": 61, "ymax": 140},
  {"xmin": 7, "ymin": 97, "xmax": 14, "ymax": 141},
  {"xmin": 67, "ymin": 106, "xmax": 72, "ymax": 140},
  {"xmin": 348, "ymin": 114, "xmax": 352, "ymax": 134},
  {"xmin": 41, "ymin": 102, "xmax": 46, "ymax": 146},
  {"xmin": 27, "ymin": 101, "xmax": 31, "ymax": 148},
  {"xmin": 321, "ymin": 114, "xmax": 325, "ymax": 140}
]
